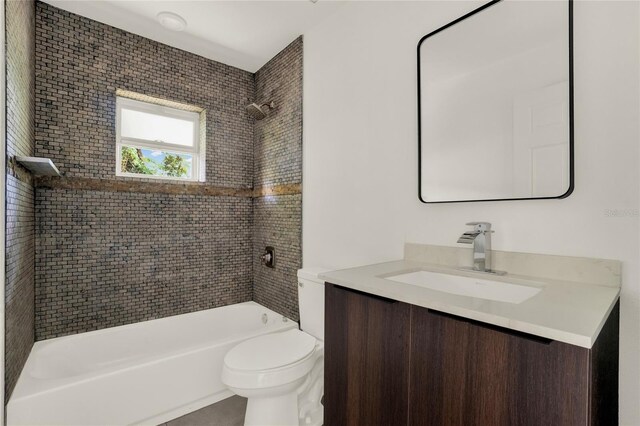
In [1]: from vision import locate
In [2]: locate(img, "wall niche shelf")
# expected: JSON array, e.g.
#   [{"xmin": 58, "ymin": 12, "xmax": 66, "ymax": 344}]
[{"xmin": 15, "ymin": 156, "xmax": 61, "ymax": 176}]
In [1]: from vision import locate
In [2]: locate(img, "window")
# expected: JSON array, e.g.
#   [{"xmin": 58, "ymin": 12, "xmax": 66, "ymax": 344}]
[{"xmin": 116, "ymin": 97, "xmax": 204, "ymax": 181}]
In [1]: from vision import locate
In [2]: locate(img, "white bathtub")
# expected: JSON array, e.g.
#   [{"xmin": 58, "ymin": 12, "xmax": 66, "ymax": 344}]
[{"xmin": 7, "ymin": 302, "xmax": 296, "ymax": 426}]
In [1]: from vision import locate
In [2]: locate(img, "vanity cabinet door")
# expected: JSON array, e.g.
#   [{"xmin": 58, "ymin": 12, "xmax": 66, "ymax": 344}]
[
  {"xmin": 409, "ymin": 307, "xmax": 593, "ymax": 426},
  {"xmin": 324, "ymin": 283, "xmax": 411, "ymax": 426}
]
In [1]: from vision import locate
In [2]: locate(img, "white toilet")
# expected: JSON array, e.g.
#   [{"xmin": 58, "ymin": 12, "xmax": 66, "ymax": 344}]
[{"xmin": 222, "ymin": 268, "xmax": 326, "ymax": 426}]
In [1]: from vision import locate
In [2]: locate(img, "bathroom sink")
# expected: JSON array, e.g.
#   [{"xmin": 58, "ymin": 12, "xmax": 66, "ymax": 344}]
[{"xmin": 385, "ymin": 270, "xmax": 541, "ymax": 304}]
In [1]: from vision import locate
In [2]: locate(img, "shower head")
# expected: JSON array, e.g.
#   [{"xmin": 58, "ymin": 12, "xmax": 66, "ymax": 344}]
[
  {"xmin": 246, "ymin": 103, "xmax": 266, "ymax": 120},
  {"xmin": 246, "ymin": 101, "xmax": 275, "ymax": 120}
]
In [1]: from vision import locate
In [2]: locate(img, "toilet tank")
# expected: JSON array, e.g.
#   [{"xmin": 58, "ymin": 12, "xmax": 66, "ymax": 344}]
[{"xmin": 297, "ymin": 268, "xmax": 328, "ymax": 341}]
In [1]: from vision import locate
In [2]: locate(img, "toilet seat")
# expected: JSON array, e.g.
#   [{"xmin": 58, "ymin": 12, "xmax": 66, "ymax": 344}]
[
  {"xmin": 222, "ymin": 329, "xmax": 319, "ymax": 390},
  {"xmin": 225, "ymin": 329, "xmax": 316, "ymax": 371}
]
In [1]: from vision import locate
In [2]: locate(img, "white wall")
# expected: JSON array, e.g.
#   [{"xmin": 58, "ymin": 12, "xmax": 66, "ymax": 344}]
[{"xmin": 303, "ymin": 1, "xmax": 640, "ymax": 424}]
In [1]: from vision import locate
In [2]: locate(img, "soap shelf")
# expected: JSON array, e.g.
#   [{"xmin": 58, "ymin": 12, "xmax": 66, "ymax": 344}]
[{"xmin": 15, "ymin": 156, "xmax": 61, "ymax": 176}]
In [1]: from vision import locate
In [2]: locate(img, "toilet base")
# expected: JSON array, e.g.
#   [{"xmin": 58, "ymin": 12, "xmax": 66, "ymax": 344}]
[
  {"xmin": 223, "ymin": 343, "xmax": 324, "ymax": 426},
  {"xmin": 245, "ymin": 393, "xmax": 299, "ymax": 426},
  {"xmin": 226, "ymin": 352, "xmax": 324, "ymax": 426}
]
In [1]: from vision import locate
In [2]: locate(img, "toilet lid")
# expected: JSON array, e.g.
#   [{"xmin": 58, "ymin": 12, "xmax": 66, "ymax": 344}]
[{"xmin": 225, "ymin": 329, "xmax": 316, "ymax": 372}]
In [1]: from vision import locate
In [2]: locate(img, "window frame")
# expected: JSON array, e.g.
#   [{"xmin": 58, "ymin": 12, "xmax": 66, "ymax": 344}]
[{"xmin": 115, "ymin": 96, "xmax": 204, "ymax": 182}]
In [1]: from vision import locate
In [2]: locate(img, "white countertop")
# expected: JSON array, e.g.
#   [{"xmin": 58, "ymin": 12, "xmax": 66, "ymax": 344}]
[{"xmin": 320, "ymin": 260, "xmax": 620, "ymax": 348}]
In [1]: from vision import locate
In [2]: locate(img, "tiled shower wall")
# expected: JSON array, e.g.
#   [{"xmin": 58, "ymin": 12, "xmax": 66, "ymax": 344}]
[
  {"xmin": 5, "ymin": 0, "xmax": 36, "ymax": 400},
  {"xmin": 32, "ymin": 3, "xmax": 303, "ymax": 339},
  {"xmin": 34, "ymin": 3, "xmax": 254, "ymax": 185},
  {"xmin": 35, "ymin": 191, "xmax": 252, "ymax": 338},
  {"xmin": 34, "ymin": 2, "xmax": 255, "ymax": 339},
  {"xmin": 252, "ymin": 38, "xmax": 303, "ymax": 321}
]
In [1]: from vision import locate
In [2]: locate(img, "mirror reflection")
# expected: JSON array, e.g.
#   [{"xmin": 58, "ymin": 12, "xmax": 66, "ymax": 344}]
[{"xmin": 419, "ymin": 0, "xmax": 572, "ymax": 203}]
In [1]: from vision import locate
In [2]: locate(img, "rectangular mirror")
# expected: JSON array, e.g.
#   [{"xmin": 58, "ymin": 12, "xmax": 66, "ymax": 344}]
[{"xmin": 418, "ymin": 0, "xmax": 573, "ymax": 203}]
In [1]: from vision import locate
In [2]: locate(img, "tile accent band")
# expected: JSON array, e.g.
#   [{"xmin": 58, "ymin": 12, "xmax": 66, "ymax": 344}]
[{"xmin": 34, "ymin": 176, "xmax": 301, "ymax": 198}]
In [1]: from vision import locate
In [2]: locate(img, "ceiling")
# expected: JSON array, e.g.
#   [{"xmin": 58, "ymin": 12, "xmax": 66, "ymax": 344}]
[{"xmin": 42, "ymin": 0, "xmax": 346, "ymax": 73}]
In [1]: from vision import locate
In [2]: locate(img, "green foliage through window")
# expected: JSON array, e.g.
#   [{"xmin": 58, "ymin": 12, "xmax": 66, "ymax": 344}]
[
  {"xmin": 120, "ymin": 146, "xmax": 191, "ymax": 179},
  {"xmin": 163, "ymin": 154, "xmax": 189, "ymax": 177}
]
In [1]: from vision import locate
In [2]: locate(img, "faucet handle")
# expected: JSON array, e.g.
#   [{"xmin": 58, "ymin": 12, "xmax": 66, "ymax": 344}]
[
  {"xmin": 457, "ymin": 231, "xmax": 479, "ymax": 244},
  {"xmin": 465, "ymin": 222, "xmax": 492, "ymax": 232}
]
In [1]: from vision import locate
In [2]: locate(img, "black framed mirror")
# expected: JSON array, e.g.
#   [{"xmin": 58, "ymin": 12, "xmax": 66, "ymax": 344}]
[{"xmin": 418, "ymin": 0, "xmax": 573, "ymax": 203}]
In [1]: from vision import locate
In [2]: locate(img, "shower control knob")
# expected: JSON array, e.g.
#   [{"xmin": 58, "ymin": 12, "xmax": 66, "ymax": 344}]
[{"xmin": 261, "ymin": 246, "xmax": 275, "ymax": 268}]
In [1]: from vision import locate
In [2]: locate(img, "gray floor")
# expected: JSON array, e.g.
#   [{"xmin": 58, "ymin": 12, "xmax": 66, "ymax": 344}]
[{"xmin": 160, "ymin": 396, "xmax": 247, "ymax": 426}]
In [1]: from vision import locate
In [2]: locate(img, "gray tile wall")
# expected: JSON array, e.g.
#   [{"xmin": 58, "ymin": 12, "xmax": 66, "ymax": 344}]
[
  {"xmin": 253, "ymin": 37, "xmax": 303, "ymax": 188},
  {"xmin": 35, "ymin": 2, "xmax": 254, "ymax": 187},
  {"xmin": 35, "ymin": 190, "xmax": 252, "ymax": 339},
  {"xmin": 5, "ymin": 0, "xmax": 36, "ymax": 401},
  {"xmin": 5, "ymin": 177, "xmax": 35, "ymax": 400},
  {"xmin": 252, "ymin": 38, "xmax": 303, "ymax": 321},
  {"xmin": 33, "ymin": 2, "xmax": 255, "ymax": 339},
  {"xmin": 32, "ymin": 3, "xmax": 303, "ymax": 340},
  {"xmin": 252, "ymin": 194, "xmax": 302, "ymax": 321}
]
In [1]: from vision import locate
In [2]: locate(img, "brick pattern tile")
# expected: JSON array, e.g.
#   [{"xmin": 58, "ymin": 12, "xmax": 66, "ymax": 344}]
[
  {"xmin": 35, "ymin": 189, "xmax": 253, "ymax": 339},
  {"xmin": 252, "ymin": 38, "xmax": 303, "ymax": 321},
  {"xmin": 253, "ymin": 37, "xmax": 303, "ymax": 187},
  {"xmin": 5, "ymin": 0, "xmax": 36, "ymax": 401},
  {"xmin": 31, "ymin": 4, "xmax": 303, "ymax": 341},
  {"xmin": 252, "ymin": 195, "xmax": 302, "ymax": 321},
  {"xmin": 34, "ymin": 2, "xmax": 254, "ymax": 188},
  {"xmin": 6, "ymin": 178, "xmax": 35, "ymax": 398},
  {"xmin": 33, "ymin": 2, "xmax": 255, "ymax": 339}
]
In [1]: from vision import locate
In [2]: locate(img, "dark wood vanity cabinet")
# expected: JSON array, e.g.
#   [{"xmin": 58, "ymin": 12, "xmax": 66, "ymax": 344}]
[
  {"xmin": 324, "ymin": 283, "xmax": 411, "ymax": 426},
  {"xmin": 325, "ymin": 283, "xmax": 619, "ymax": 426},
  {"xmin": 409, "ymin": 306, "xmax": 619, "ymax": 426}
]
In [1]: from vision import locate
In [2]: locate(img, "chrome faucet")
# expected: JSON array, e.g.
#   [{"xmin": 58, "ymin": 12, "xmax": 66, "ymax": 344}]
[{"xmin": 457, "ymin": 222, "xmax": 504, "ymax": 275}]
